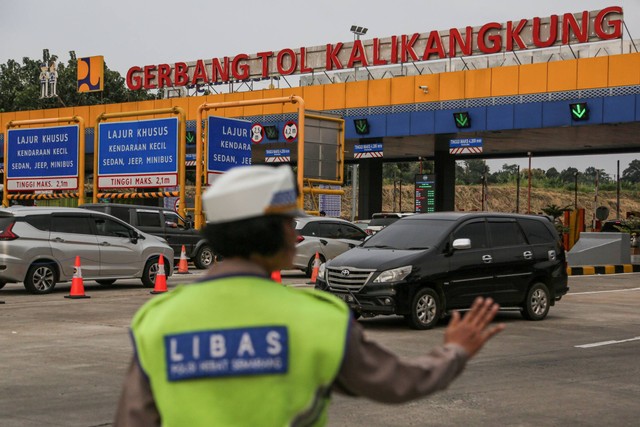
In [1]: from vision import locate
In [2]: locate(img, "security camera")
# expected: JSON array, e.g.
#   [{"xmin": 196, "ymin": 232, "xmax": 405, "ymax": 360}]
[{"xmin": 418, "ymin": 85, "xmax": 429, "ymax": 93}]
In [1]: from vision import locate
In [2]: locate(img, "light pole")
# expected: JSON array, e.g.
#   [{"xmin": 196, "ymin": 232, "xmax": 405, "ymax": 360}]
[{"xmin": 350, "ymin": 25, "xmax": 368, "ymax": 81}]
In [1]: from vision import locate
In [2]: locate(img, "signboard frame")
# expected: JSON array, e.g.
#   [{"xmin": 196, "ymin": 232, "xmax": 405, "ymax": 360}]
[
  {"xmin": 2, "ymin": 116, "xmax": 86, "ymax": 207},
  {"xmin": 97, "ymin": 117, "xmax": 180, "ymax": 189},
  {"xmin": 93, "ymin": 107, "xmax": 187, "ymax": 219}
]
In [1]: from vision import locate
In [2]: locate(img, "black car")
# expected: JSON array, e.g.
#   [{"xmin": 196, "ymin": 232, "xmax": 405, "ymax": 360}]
[
  {"xmin": 315, "ymin": 212, "xmax": 569, "ymax": 329},
  {"xmin": 79, "ymin": 203, "xmax": 214, "ymax": 269}
]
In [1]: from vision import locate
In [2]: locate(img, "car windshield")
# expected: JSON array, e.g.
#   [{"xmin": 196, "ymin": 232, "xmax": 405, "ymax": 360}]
[{"xmin": 362, "ymin": 218, "xmax": 453, "ymax": 250}]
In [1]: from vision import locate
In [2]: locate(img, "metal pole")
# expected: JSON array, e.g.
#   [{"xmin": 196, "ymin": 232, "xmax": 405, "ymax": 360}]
[
  {"xmin": 593, "ymin": 169, "xmax": 599, "ymax": 231},
  {"xmin": 574, "ymin": 172, "xmax": 578, "ymax": 209},
  {"xmin": 527, "ymin": 152, "xmax": 532, "ymax": 214},
  {"xmin": 350, "ymin": 164, "xmax": 358, "ymax": 221},
  {"xmin": 515, "ymin": 165, "xmax": 520, "ymax": 213},
  {"xmin": 616, "ymin": 160, "xmax": 621, "ymax": 219}
]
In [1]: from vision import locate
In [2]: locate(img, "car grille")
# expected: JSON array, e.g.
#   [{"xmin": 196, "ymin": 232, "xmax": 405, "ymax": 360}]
[{"xmin": 326, "ymin": 267, "xmax": 375, "ymax": 291}]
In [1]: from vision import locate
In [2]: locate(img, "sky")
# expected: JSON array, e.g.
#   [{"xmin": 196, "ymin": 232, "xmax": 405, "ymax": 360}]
[{"xmin": 1, "ymin": 0, "xmax": 639, "ymax": 176}]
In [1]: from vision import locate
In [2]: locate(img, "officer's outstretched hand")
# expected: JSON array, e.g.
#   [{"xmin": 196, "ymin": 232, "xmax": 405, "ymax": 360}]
[{"xmin": 444, "ymin": 297, "xmax": 506, "ymax": 358}]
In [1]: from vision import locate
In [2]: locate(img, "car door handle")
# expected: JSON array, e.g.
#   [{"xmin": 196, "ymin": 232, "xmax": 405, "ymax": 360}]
[
  {"xmin": 320, "ymin": 239, "xmax": 328, "ymax": 246},
  {"xmin": 482, "ymin": 254, "xmax": 493, "ymax": 263},
  {"xmin": 523, "ymin": 251, "xmax": 533, "ymax": 260},
  {"xmin": 53, "ymin": 237, "xmax": 65, "ymax": 243},
  {"xmin": 348, "ymin": 243, "xmax": 355, "ymax": 248},
  {"xmin": 100, "ymin": 242, "xmax": 111, "ymax": 246}
]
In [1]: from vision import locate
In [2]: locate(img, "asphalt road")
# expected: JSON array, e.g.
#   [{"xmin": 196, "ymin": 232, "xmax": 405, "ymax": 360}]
[{"xmin": 1, "ymin": 270, "xmax": 639, "ymax": 426}]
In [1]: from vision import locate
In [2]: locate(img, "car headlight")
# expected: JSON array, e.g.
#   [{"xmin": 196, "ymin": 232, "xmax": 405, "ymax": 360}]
[
  {"xmin": 373, "ymin": 266, "xmax": 412, "ymax": 283},
  {"xmin": 318, "ymin": 262, "xmax": 326, "ymax": 280}
]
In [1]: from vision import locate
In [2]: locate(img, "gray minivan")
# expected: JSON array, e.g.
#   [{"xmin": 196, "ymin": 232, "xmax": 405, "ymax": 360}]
[
  {"xmin": 79, "ymin": 203, "xmax": 214, "ymax": 269},
  {"xmin": 0, "ymin": 206, "xmax": 174, "ymax": 294}
]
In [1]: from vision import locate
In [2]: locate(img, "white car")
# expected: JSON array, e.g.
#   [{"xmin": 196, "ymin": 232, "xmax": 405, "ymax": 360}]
[
  {"xmin": 293, "ymin": 217, "xmax": 367, "ymax": 276},
  {"xmin": 366, "ymin": 212, "xmax": 415, "ymax": 235}
]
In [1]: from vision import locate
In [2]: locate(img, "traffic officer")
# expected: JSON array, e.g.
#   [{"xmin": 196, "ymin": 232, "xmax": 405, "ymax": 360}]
[{"xmin": 114, "ymin": 165, "xmax": 505, "ymax": 427}]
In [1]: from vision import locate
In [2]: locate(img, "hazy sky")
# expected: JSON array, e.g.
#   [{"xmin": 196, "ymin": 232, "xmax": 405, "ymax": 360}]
[{"xmin": 1, "ymin": 0, "xmax": 639, "ymax": 176}]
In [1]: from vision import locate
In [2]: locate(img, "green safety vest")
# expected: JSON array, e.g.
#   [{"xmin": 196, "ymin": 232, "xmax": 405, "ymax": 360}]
[{"xmin": 131, "ymin": 275, "xmax": 350, "ymax": 427}]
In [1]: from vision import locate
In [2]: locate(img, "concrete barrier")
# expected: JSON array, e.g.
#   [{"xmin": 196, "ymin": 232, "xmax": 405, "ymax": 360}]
[{"xmin": 567, "ymin": 232, "xmax": 631, "ymax": 266}]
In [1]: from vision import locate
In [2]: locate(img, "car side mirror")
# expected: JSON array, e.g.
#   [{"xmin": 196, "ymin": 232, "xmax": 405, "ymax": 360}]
[
  {"xmin": 129, "ymin": 230, "xmax": 140, "ymax": 244},
  {"xmin": 452, "ymin": 238, "xmax": 471, "ymax": 250}
]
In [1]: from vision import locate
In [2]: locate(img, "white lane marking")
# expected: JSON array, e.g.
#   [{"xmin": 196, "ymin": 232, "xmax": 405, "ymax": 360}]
[
  {"xmin": 576, "ymin": 336, "xmax": 640, "ymax": 348},
  {"xmin": 569, "ymin": 287, "xmax": 640, "ymax": 295}
]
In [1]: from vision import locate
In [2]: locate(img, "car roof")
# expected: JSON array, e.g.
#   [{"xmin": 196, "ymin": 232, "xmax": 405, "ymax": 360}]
[
  {"xmin": 403, "ymin": 211, "xmax": 551, "ymax": 221},
  {"xmin": 80, "ymin": 203, "xmax": 170, "ymax": 211},
  {"xmin": 371, "ymin": 212, "xmax": 414, "ymax": 218},
  {"xmin": 0, "ymin": 206, "xmax": 100, "ymax": 217},
  {"xmin": 295, "ymin": 216, "xmax": 351, "ymax": 226}
]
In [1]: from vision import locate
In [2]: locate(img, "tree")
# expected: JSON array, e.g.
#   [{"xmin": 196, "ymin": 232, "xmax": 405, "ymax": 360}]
[
  {"xmin": 457, "ymin": 159, "xmax": 488, "ymax": 185},
  {"xmin": 0, "ymin": 53, "xmax": 155, "ymax": 112},
  {"xmin": 545, "ymin": 167, "xmax": 560, "ymax": 180},
  {"xmin": 559, "ymin": 167, "xmax": 579, "ymax": 184},
  {"xmin": 490, "ymin": 163, "xmax": 519, "ymax": 184},
  {"xmin": 583, "ymin": 166, "xmax": 611, "ymax": 184},
  {"xmin": 622, "ymin": 160, "xmax": 640, "ymax": 183}
]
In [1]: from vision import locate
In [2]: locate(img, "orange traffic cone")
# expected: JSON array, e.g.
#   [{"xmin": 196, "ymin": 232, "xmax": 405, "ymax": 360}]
[
  {"xmin": 177, "ymin": 245, "xmax": 190, "ymax": 274},
  {"xmin": 307, "ymin": 252, "xmax": 321, "ymax": 285},
  {"xmin": 270, "ymin": 270, "xmax": 282, "ymax": 283},
  {"xmin": 150, "ymin": 255, "xmax": 168, "ymax": 294},
  {"xmin": 65, "ymin": 256, "xmax": 90, "ymax": 299}
]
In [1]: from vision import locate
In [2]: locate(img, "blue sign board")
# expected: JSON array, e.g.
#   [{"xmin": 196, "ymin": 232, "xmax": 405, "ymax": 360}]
[
  {"xmin": 265, "ymin": 148, "xmax": 291, "ymax": 163},
  {"xmin": 449, "ymin": 137, "xmax": 483, "ymax": 148},
  {"xmin": 98, "ymin": 117, "xmax": 178, "ymax": 188},
  {"xmin": 354, "ymin": 142, "xmax": 383, "ymax": 153},
  {"xmin": 6, "ymin": 125, "xmax": 79, "ymax": 191},
  {"xmin": 354, "ymin": 142, "xmax": 383, "ymax": 159},
  {"xmin": 207, "ymin": 116, "xmax": 252, "ymax": 179}
]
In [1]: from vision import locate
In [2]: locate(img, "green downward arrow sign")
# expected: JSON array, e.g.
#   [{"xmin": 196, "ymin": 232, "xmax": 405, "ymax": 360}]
[
  {"xmin": 572, "ymin": 104, "xmax": 586, "ymax": 118},
  {"xmin": 354, "ymin": 119, "xmax": 369, "ymax": 135},
  {"xmin": 186, "ymin": 132, "xmax": 195, "ymax": 143},
  {"xmin": 454, "ymin": 113, "xmax": 469, "ymax": 128}
]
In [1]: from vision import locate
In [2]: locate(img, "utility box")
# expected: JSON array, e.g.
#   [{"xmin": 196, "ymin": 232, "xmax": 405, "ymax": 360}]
[{"xmin": 567, "ymin": 232, "xmax": 631, "ymax": 266}]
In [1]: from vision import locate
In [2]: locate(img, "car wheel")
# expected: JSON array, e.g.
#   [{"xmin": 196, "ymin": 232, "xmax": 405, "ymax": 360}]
[
  {"xmin": 96, "ymin": 279, "xmax": 117, "ymax": 286},
  {"xmin": 24, "ymin": 263, "xmax": 57, "ymax": 294},
  {"xmin": 193, "ymin": 245, "xmax": 214, "ymax": 269},
  {"xmin": 521, "ymin": 282, "xmax": 550, "ymax": 321},
  {"xmin": 306, "ymin": 254, "xmax": 325, "ymax": 278},
  {"xmin": 407, "ymin": 288, "xmax": 441, "ymax": 330},
  {"xmin": 141, "ymin": 257, "xmax": 169, "ymax": 288}
]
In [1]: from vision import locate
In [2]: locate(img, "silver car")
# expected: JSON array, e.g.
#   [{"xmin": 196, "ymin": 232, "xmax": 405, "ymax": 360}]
[
  {"xmin": 0, "ymin": 206, "xmax": 174, "ymax": 294},
  {"xmin": 293, "ymin": 217, "xmax": 367, "ymax": 276}
]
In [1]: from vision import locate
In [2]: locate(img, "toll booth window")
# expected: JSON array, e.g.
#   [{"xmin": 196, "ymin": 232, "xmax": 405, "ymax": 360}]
[
  {"xmin": 137, "ymin": 211, "xmax": 162, "ymax": 227},
  {"xmin": 51, "ymin": 216, "xmax": 92, "ymax": 235}
]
